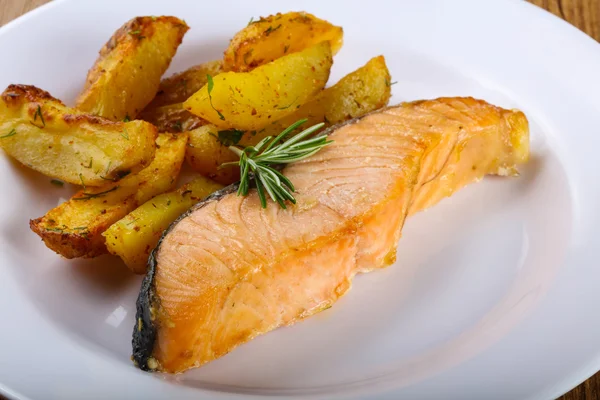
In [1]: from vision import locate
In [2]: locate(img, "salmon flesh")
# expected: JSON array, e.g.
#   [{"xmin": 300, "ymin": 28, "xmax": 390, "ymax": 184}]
[{"xmin": 132, "ymin": 97, "xmax": 530, "ymax": 373}]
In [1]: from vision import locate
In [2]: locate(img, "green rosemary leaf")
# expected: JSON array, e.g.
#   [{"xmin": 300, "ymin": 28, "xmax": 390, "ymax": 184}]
[
  {"xmin": 73, "ymin": 186, "xmax": 119, "ymax": 201},
  {"xmin": 0, "ymin": 128, "xmax": 17, "ymax": 139},
  {"xmin": 224, "ymin": 120, "xmax": 330, "ymax": 209},
  {"xmin": 33, "ymin": 105, "xmax": 45, "ymax": 127},
  {"xmin": 217, "ymin": 129, "xmax": 244, "ymax": 146}
]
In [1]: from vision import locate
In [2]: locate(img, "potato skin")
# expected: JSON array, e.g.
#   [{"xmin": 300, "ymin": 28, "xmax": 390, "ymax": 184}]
[
  {"xmin": 0, "ymin": 84, "xmax": 157, "ymax": 186},
  {"xmin": 103, "ymin": 176, "xmax": 223, "ymax": 274},
  {"xmin": 144, "ymin": 60, "xmax": 222, "ymax": 109},
  {"xmin": 223, "ymin": 12, "xmax": 343, "ymax": 72},
  {"xmin": 137, "ymin": 102, "xmax": 206, "ymax": 133},
  {"xmin": 30, "ymin": 133, "xmax": 188, "ymax": 258},
  {"xmin": 184, "ymin": 42, "xmax": 333, "ymax": 130},
  {"xmin": 76, "ymin": 16, "xmax": 189, "ymax": 121},
  {"xmin": 138, "ymin": 60, "xmax": 222, "ymax": 132},
  {"xmin": 185, "ymin": 56, "xmax": 391, "ymax": 184}
]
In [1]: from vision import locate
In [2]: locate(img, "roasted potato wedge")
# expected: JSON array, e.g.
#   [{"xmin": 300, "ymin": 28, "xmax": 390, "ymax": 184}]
[
  {"xmin": 185, "ymin": 56, "xmax": 391, "ymax": 184},
  {"xmin": 249, "ymin": 55, "xmax": 391, "ymax": 143},
  {"xmin": 185, "ymin": 125, "xmax": 240, "ymax": 184},
  {"xmin": 223, "ymin": 12, "xmax": 343, "ymax": 72},
  {"xmin": 144, "ymin": 60, "xmax": 222, "ymax": 109},
  {"xmin": 137, "ymin": 102, "xmax": 205, "ymax": 133},
  {"xmin": 183, "ymin": 42, "xmax": 333, "ymax": 131},
  {"xmin": 30, "ymin": 133, "xmax": 188, "ymax": 258},
  {"xmin": 103, "ymin": 176, "xmax": 223, "ymax": 273},
  {"xmin": 76, "ymin": 16, "xmax": 189, "ymax": 121},
  {"xmin": 0, "ymin": 85, "xmax": 157, "ymax": 186}
]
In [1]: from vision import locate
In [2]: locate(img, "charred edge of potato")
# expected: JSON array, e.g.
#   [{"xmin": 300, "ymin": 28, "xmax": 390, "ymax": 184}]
[
  {"xmin": 138, "ymin": 103, "xmax": 206, "ymax": 133},
  {"xmin": 2, "ymin": 84, "xmax": 62, "ymax": 105},
  {"xmin": 83, "ymin": 16, "xmax": 189, "ymax": 93},
  {"xmin": 3, "ymin": 84, "xmax": 121, "ymax": 128},
  {"xmin": 133, "ymin": 182, "xmax": 240, "ymax": 371},
  {"xmin": 28, "ymin": 221, "xmax": 106, "ymax": 259}
]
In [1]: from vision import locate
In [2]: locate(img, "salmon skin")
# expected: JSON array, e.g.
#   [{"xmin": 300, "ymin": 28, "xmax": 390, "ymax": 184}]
[{"xmin": 132, "ymin": 97, "xmax": 530, "ymax": 373}]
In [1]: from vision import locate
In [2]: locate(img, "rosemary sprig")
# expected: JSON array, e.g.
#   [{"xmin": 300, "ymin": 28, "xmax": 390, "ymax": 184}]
[
  {"xmin": 264, "ymin": 24, "xmax": 282, "ymax": 36},
  {"xmin": 0, "ymin": 128, "xmax": 17, "ymax": 139},
  {"xmin": 79, "ymin": 173, "xmax": 87, "ymax": 190},
  {"xmin": 222, "ymin": 119, "xmax": 331, "ymax": 209},
  {"xmin": 33, "ymin": 105, "xmax": 45, "ymax": 127},
  {"xmin": 83, "ymin": 157, "xmax": 93, "ymax": 169},
  {"xmin": 129, "ymin": 30, "xmax": 145, "ymax": 39},
  {"xmin": 73, "ymin": 186, "xmax": 119, "ymax": 201}
]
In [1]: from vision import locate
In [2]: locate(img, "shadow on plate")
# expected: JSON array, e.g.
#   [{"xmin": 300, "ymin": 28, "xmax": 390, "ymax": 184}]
[{"xmin": 25, "ymin": 253, "xmax": 142, "ymax": 360}]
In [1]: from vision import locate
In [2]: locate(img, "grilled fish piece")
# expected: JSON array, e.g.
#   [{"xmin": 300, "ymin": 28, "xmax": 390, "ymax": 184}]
[{"xmin": 133, "ymin": 97, "xmax": 529, "ymax": 373}]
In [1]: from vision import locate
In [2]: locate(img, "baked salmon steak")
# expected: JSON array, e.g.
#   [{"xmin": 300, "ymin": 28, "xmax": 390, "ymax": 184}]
[{"xmin": 132, "ymin": 97, "xmax": 530, "ymax": 373}]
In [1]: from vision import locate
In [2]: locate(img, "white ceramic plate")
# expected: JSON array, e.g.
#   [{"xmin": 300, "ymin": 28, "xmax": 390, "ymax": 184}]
[{"xmin": 1, "ymin": 0, "xmax": 599, "ymax": 399}]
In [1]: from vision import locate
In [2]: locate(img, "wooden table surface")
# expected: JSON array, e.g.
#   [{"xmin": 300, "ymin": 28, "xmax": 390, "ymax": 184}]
[{"xmin": 0, "ymin": 0, "xmax": 599, "ymax": 399}]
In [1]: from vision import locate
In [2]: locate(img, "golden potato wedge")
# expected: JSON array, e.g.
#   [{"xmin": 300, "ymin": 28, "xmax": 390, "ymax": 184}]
[
  {"xmin": 103, "ymin": 176, "xmax": 223, "ymax": 273},
  {"xmin": 183, "ymin": 42, "xmax": 333, "ymax": 131},
  {"xmin": 30, "ymin": 133, "xmax": 188, "ymax": 259},
  {"xmin": 0, "ymin": 85, "xmax": 157, "ymax": 186},
  {"xmin": 76, "ymin": 16, "xmax": 189, "ymax": 121},
  {"xmin": 223, "ymin": 12, "xmax": 343, "ymax": 72},
  {"xmin": 185, "ymin": 56, "xmax": 391, "ymax": 184},
  {"xmin": 144, "ymin": 60, "xmax": 222, "ymax": 109},
  {"xmin": 185, "ymin": 125, "xmax": 240, "ymax": 184},
  {"xmin": 137, "ymin": 102, "xmax": 205, "ymax": 133},
  {"xmin": 248, "ymin": 55, "xmax": 392, "ymax": 143}
]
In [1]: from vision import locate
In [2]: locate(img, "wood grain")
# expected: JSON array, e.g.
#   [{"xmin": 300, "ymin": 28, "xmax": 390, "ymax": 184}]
[
  {"xmin": 0, "ymin": 0, "xmax": 49, "ymax": 26},
  {"xmin": 0, "ymin": 0, "xmax": 599, "ymax": 399},
  {"xmin": 529, "ymin": 0, "xmax": 600, "ymax": 41}
]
